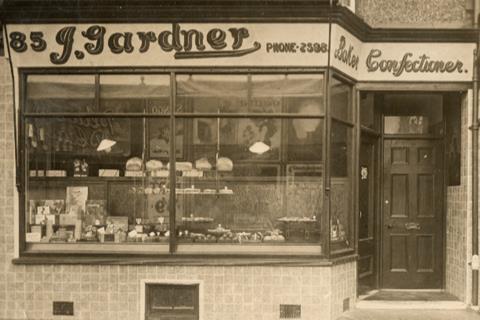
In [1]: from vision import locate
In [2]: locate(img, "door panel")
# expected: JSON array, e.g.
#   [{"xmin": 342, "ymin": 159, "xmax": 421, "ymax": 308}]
[
  {"xmin": 358, "ymin": 134, "xmax": 377, "ymax": 294},
  {"xmin": 382, "ymin": 139, "xmax": 443, "ymax": 289}
]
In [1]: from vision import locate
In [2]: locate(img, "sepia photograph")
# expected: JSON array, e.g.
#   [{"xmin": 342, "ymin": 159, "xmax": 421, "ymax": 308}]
[{"xmin": 0, "ymin": 0, "xmax": 479, "ymax": 319}]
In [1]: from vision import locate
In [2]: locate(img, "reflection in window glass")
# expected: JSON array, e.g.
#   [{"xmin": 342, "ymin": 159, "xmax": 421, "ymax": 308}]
[
  {"xmin": 100, "ymin": 75, "xmax": 171, "ymax": 113},
  {"xmin": 177, "ymin": 75, "xmax": 248, "ymax": 113},
  {"xmin": 26, "ymin": 75, "xmax": 95, "ymax": 113},
  {"xmin": 177, "ymin": 74, "xmax": 324, "ymax": 114}
]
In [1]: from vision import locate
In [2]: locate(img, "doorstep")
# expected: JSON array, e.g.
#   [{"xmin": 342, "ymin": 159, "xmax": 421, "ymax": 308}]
[
  {"xmin": 337, "ymin": 309, "xmax": 480, "ymax": 320},
  {"xmin": 355, "ymin": 290, "xmax": 467, "ymax": 310}
]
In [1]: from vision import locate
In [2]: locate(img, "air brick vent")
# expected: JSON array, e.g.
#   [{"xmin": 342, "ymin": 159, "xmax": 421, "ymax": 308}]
[{"xmin": 280, "ymin": 304, "xmax": 301, "ymax": 319}]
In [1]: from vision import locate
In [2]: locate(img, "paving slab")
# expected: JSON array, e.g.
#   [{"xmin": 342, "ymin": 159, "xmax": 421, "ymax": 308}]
[{"xmin": 337, "ymin": 309, "xmax": 480, "ymax": 320}]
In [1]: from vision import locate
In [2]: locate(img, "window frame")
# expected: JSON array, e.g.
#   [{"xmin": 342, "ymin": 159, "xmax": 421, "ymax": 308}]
[{"xmin": 17, "ymin": 67, "xmax": 358, "ymax": 262}]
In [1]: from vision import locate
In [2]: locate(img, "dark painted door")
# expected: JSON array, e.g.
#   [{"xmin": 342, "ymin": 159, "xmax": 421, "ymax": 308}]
[
  {"xmin": 358, "ymin": 134, "xmax": 377, "ymax": 294},
  {"xmin": 382, "ymin": 139, "xmax": 443, "ymax": 289}
]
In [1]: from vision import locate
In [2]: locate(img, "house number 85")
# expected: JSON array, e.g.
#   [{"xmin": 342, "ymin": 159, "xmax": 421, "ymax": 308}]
[{"xmin": 9, "ymin": 31, "xmax": 47, "ymax": 52}]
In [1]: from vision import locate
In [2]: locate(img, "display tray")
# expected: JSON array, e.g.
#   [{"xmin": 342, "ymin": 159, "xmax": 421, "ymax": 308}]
[
  {"xmin": 193, "ymin": 239, "xmax": 217, "ymax": 243},
  {"xmin": 177, "ymin": 238, "xmax": 194, "ymax": 243}
]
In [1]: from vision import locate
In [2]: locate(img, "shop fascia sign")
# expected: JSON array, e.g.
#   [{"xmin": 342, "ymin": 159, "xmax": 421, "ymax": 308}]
[
  {"xmin": 4, "ymin": 23, "xmax": 475, "ymax": 81},
  {"xmin": 4, "ymin": 23, "xmax": 330, "ymax": 67},
  {"xmin": 329, "ymin": 24, "xmax": 474, "ymax": 82}
]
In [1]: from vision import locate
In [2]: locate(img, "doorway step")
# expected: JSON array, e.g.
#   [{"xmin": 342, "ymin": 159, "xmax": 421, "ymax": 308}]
[
  {"xmin": 356, "ymin": 290, "xmax": 466, "ymax": 310},
  {"xmin": 337, "ymin": 309, "xmax": 480, "ymax": 320}
]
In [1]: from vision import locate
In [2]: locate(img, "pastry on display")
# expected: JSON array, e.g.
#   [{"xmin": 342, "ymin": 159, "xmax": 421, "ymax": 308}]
[
  {"xmin": 263, "ymin": 229, "xmax": 286, "ymax": 242},
  {"xmin": 151, "ymin": 170, "xmax": 169, "ymax": 177},
  {"xmin": 146, "ymin": 160, "xmax": 163, "ymax": 172},
  {"xmin": 218, "ymin": 231, "xmax": 239, "ymax": 243},
  {"xmin": 277, "ymin": 216, "xmax": 317, "ymax": 222},
  {"xmin": 183, "ymin": 169, "xmax": 203, "ymax": 177},
  {"xmin": 184, "ymin": 185, "xmax": 201, "ymax": 194},
  {"xmin": 207, "ymin": 224, "xmax": 231, "ymax": 236},
  {"xmin": 219, "ymin": 186, "xmax": 233, "ymax": 194},
  {"xmin": 126, "ymin": 157, "xmax": 143, "ymax": 171},
  {"xmin": 195, "ymin": 157, "xmax": 212, "ymax": 170},
  {"xmin": 182, "ymin": 216, "xmax": 214, "ymax": 222},
  {"xmin": 167, "ymin": 162, "xmax": 193, "ymax": 171},
  {"xmin": 216, "ymin": 157, "xmax": 233, "ymax": 171}
]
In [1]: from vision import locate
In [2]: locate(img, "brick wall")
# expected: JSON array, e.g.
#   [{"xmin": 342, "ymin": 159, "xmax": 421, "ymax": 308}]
[{"xmin": 356, "ymin": 0, "xmax": 472, "ymax": 28}]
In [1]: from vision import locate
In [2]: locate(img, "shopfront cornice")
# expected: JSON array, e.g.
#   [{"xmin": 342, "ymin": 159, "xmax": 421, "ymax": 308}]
[{"xmin": 1, "ymin": 1, "xmax": 478, "ymax": 43}]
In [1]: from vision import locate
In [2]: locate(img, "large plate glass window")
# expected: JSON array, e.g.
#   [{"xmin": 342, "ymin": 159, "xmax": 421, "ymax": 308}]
[{"xmin": 22, "ymin": 72, "xmax": 326, "ymax": 256}]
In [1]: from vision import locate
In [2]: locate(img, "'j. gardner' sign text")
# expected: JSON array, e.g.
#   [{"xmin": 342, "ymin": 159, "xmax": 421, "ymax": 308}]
[
  {"xmin": 8, "ymin": 23, "xmax": 262, "ymax": 65},
  {"xmin": 366, "ymin": 49, "xmax": 465, "ymax": 77}
]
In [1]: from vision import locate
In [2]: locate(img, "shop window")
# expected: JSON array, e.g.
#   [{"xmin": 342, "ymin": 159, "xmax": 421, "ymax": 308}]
[
  {"xmin": 22, "ymin": 72, "xmax": 329, "ymax": 256},
  {"xmin": 145, "ymin": 283, "xmax": 199, "ymax": 320},
  {"xmin": 330, "ymin": 77, "xmax": 354, "ymax": 252}
]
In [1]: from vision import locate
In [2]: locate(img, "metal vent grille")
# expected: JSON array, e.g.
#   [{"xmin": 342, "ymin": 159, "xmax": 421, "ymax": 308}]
[{"xmin": 279, "ymin": 304, "xmax": 301, "ymax": 319}]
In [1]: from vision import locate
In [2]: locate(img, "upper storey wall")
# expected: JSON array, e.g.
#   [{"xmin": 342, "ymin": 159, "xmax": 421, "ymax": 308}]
[{"xmin": 356, "ymin": 0, "xmax": 472, "ymax": 28}]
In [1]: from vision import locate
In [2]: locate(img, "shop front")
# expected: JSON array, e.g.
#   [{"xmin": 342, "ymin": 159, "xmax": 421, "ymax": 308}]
[{"xmin": 0, "ymin": 2, "xmax": 477, "ymax": 319}]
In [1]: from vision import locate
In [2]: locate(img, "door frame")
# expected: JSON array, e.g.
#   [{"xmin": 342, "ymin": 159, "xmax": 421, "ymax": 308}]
[
  {"xmin": 356, "ymin": 86, "xmax": 456, "ymax": 292},
  {"xmin": 358, "ymin": 130, "xmax": 381, "ymax": 292}
]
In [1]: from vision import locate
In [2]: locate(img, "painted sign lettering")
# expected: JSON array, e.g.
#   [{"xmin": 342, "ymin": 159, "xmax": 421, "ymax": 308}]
[
  {"xmin": 334, "ymin": 35, "xmax": 359, "ymax": 70},
  {"xmin": 9, "ymin": 23, "xmax": 262, "ymax": 64},
  {"xmin": 366, "ymin": 49, "xmax": 465, "ymax": 77}
]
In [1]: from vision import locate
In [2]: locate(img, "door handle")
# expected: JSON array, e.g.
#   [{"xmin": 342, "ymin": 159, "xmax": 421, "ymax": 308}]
[
  {"xmin": 386, "ymin": 223, "xmax": 394, "ymax": 229},
  {"xmin": 405, "ymin": 222, "xmax": 421, "ymax": 230}
]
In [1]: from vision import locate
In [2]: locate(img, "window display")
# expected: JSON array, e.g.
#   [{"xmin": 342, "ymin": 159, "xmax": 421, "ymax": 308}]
[{"xmin": 22, "ymin": 72, "xmax": 352, "ymax": 256}]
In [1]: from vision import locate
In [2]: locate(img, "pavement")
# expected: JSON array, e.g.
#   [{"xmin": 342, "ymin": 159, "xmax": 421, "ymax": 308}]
[{"xmin": 337, "ymin": 309, "xmax": 480, "ymax": 320}]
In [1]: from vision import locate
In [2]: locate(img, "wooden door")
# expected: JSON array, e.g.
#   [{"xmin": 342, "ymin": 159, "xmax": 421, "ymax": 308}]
[
  {"xmin": 358, "ymin": 134, "xmax": 377, "ymax": 294},
  {"xmin": 382, "ymin": 139, "xmax": 443, "ymax": 289}
]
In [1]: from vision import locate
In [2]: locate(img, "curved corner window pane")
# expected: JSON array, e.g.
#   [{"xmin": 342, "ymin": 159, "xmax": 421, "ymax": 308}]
[
  {"xmin": 331, "ymin": 77, "xmax": 352, "ymax": 122},
  {"xmin": 330, "ymin": 120, "xmax": 353, "ymax": 251},
  {"xmin": 26, "ymin": 75, "xmax": 95, "ymax": 113},
  {"xmin": 100, "ymin": 75, "xmax": 171, "ymax": 113}
]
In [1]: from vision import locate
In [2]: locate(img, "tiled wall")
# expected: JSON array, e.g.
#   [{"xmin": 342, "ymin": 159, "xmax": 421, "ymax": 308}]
[
  {"xmin": 446, "ymin": 92, "xmax": 471, "ymax": 302},
  {"xmin": 331, "ymin": 261, "xmax": 356, "ymax": 319},
  {"xmin": 3, "ymin": 264, "xmax": 337, "ymax": 320},
  {"xmin": 0, "ymin": 55, "xmax": 17, "ymax": 318},
  {"xmin": 356, "ymin": 0, "xmax": 472, "ymax": 28}
]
